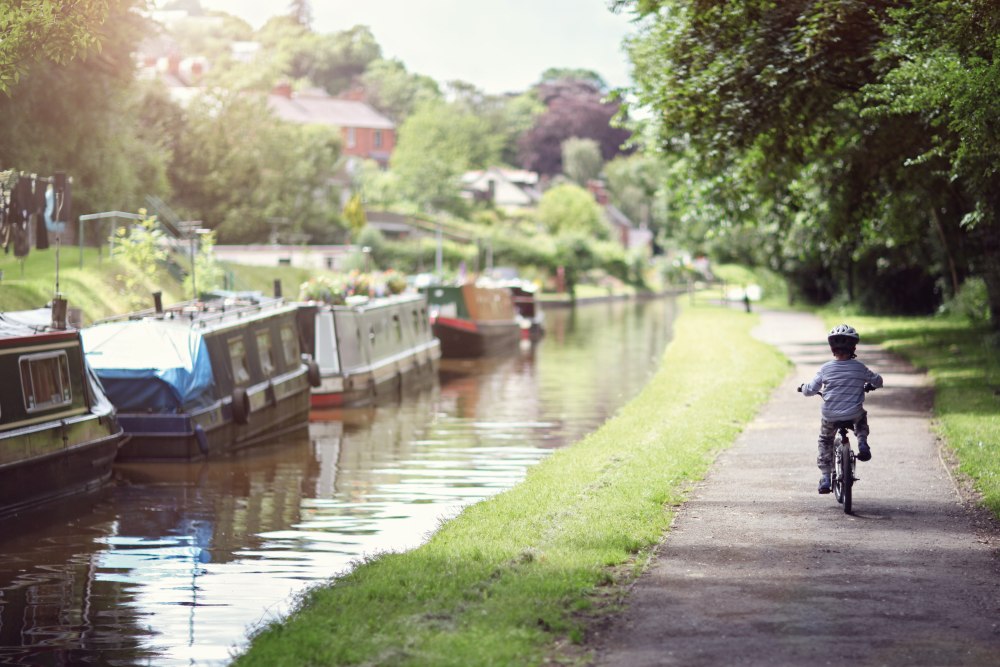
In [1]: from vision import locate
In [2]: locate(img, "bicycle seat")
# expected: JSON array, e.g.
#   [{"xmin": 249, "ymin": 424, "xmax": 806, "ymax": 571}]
[{"xmin": 831, "ymin": 420, "xmax": 855, "ymax": 430}]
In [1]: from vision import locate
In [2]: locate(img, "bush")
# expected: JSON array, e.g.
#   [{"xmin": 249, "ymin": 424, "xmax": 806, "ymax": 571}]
[{"xmin": 939, "ymin": 277, "xmax": 990, "ymax": 322}]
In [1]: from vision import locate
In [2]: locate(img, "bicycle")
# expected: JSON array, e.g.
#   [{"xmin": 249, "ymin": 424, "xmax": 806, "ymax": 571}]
[{"xmin": 799, "ymin": 383, "xmax": 876, "ymax": 514}]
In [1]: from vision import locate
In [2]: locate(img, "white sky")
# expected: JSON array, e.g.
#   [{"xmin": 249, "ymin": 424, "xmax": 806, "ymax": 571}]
[{"xmin": 196, "ymin": 0, "xmax": 638, "ymax": 94}]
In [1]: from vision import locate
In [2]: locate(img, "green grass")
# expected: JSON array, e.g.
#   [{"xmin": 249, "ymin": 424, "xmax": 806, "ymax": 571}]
[
  {"xmin": 0, "ymin": 247, "xmax": 187, "ymax": 322},
  {"xmin": 711, "ymin": 263, "xmax": 789, "ymax": 309},
  {"xmin": 232, "ymin": 303, "xmax": 789, "ymax": 666},
  {"xmin": 821, "ymin": 312, "xmax": 1000, "ymax": 516}
]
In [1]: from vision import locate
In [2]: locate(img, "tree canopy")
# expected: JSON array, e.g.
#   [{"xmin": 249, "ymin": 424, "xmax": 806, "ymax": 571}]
[
  {"xmin": 0, "ymin": 0, "xmax": 113, "ymax": 93},
  {"xmin": 618, "ymin": 0, "xmax": 1000, "ymax": 326}
]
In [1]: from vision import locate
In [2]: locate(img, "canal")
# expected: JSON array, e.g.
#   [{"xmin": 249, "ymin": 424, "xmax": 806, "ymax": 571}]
[{"xmin": 0, "ymin": 297, "xmax": 677, "ymax": 666}]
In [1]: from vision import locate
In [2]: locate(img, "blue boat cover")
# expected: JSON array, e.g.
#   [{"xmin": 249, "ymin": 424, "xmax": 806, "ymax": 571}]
[{"xmin": 81, "ymin": 319, "xmax": 216, "ymax": 412}]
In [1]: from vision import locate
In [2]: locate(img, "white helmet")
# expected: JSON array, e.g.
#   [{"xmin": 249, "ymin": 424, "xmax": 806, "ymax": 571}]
[{"xmin": 827, "ymin": 323, "xmax": 860, "ymax": 344}]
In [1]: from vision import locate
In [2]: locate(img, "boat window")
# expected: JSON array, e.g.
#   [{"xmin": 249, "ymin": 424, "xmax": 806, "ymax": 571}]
[
  {"xmin": 280, "ymin": 325, "xmax": 299, "ymax": 365},
  {"xmin": 19, "ymin": 351, "xmax": 72, "ymax": 412},
  {"xmin": 228, "ymin": 337, "xmax": 251, "ymax": 386},
  {"xmin": 257, "ymin": 330, "xmax": 276, "ymax": 376},
  {"xmin": 393, "ymin": 314, "xmax": 402, "ymax": 342}
]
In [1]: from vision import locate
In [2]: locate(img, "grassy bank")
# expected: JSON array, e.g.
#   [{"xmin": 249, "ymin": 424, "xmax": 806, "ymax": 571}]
[
  {"xmin": 825, "ymin": 313, "xmax": 1000, "ymax": 517},
  {"xmin": 0, "ymin": 247, "xmax": 321, "ymax": 322},
  {"xmin": 233, "ymin": 303, "xmax": 789, "ymax": 666}
]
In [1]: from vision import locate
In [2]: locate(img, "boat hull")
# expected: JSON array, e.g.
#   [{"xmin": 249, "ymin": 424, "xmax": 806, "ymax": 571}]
[
  {"xmin": 310, "ymin": 347, "xmax": 440, "ymax": 408},
  {"xmin": 432, "ymin": 318, "xmax": 522, "ymax": 358},
  {"xmin": 114, "ymin": 371, "xmax": 311, "ymax": 461},
  {"xmin": 0, "ymin": 416, "xmax": 122, "ymax": 519},
  {"xmin": 300, "ymin": 295, "xmax": 442, "ymax": 409}
]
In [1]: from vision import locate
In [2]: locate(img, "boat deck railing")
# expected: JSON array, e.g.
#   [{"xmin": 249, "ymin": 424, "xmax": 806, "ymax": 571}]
[{"xmin": 97, "ymin": 295, "xmax": 291, "ymax": 328}]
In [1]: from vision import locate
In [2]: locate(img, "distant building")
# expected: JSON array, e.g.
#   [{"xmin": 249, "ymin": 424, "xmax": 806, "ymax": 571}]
[
  {"xmin": 213, "ymin": 244, "xmax": 356, "ymax": 272},
  {"xmin": 461, "ymin": 167, "xmax": 542, "ymax": 211},
  {"xmin": 586, "ymin": 180, "xmax": 653, "ymax": 253},
  {"xmin": 267, "ymin": 84, "xmax": 396, "ymax": 167}
]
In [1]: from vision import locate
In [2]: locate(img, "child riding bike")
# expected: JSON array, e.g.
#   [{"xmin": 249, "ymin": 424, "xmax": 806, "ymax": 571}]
[{"xmin": 799, "ymin": 324, "xmax": 883, "ymax": 494}]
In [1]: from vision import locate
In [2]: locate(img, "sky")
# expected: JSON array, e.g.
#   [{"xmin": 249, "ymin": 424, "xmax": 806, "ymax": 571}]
[{"xmin": 195, "ymin": 0, "xmax": 639, "ymax": 94}]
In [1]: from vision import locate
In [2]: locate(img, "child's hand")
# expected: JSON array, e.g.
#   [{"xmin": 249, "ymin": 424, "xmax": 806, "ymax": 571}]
[{"xmin": 797, "ymin": 384, "xmax": 803, "ymax": 392}]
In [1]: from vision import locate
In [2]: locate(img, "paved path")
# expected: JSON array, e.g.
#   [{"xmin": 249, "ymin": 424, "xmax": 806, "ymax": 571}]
[{"xmin": 594, "ymin": 310, "xmax": 1000, "ymax": 666}]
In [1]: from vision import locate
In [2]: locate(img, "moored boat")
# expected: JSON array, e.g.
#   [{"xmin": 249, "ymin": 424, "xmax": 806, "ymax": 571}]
[
  {"xmin": 297, "ymin": 293, "xmax": 441, "ymax": 408},
  {"xmin": 82, "ymin": 293, "xmax": 318, "ymax": 461},
  {"xmin": 508, "ymin": 282, "xmax": 545, "ymax": 341},
  {"xmin": 0, "ymin": 306, "xmax": 124, "ymax": 519},
  {"xmin": 420, "ymin": 282, "xmax": 522, "ymax": 358}
]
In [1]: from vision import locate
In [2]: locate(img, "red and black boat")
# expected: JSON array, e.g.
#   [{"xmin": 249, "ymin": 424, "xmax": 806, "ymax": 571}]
[{"xmin": 420, "ymin": 282, "xmax": 522, "ymax": 358}]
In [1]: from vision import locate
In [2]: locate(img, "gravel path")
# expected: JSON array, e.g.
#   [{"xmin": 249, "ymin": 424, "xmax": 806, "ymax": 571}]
[{"xmin": 593, "ymin": 310, "xmax": 1000, "ymax": 666}]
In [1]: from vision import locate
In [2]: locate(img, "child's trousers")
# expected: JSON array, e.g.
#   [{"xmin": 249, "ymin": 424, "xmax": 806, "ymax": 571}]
[{"xmin": 817, "ymin": 409, "xmax": 869, "ymax": 473}]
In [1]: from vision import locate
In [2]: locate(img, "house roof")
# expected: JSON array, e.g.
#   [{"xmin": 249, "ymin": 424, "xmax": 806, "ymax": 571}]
[{"xmin": 267, "ymin": 91, "xmax": 395, "ymax": 131}]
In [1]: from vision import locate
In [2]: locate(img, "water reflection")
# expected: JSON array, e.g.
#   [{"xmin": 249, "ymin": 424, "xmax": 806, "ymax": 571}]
[{"xmin": 0, "ymin": 297, "xmax": 676, "ymax": 665}]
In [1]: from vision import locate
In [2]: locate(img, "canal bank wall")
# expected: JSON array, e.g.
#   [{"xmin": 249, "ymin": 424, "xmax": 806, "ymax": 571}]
[{"xmin": 232, "ymin": 302, "xmax": 788, "ymax": 667}]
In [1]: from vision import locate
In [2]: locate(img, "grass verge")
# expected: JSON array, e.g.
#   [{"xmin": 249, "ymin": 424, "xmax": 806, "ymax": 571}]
[
  {"xmin": 823, "ymin": 313, "xmax": 1000, "ymax": 517},
  {"xmin": 232, "ymin": 303, "xmax": 789, "ymax": 666}
]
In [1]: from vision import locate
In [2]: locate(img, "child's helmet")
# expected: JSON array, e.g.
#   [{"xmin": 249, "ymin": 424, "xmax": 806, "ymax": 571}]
[{"xmin": 827, "ymin": 323, "xmax": 860, "ymax": 347}]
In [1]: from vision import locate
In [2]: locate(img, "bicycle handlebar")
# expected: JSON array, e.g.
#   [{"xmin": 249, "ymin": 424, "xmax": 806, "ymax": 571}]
[{"xmin": 797, "ymin": 382, "xmax": 879, "ymax": 395}]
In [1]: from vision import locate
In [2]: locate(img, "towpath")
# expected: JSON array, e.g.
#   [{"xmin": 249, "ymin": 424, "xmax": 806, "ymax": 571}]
[{"xmin": 592, "ymin": 310, "xmax": 1000, "ymax": 666}]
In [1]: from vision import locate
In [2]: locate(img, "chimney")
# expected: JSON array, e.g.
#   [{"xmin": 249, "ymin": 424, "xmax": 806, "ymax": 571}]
[
  {"xmin": 586, "ymin": 179, "xmax": 609, "ymax": 205},
  {"xmin": 272, "ymin": 81, "xmax": 293, "ymax": 98},
  {"xmin": 51, "ymin": 296, "xmax": 68, "ymax": 330}
]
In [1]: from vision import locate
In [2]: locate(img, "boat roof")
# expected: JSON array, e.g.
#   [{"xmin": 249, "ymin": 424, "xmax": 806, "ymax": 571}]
[
  {"xmin": 96, "ymin": 293, "xmax": 297, "ymax": 334},
  {"xmin": 0, "ymin": 309, "xmax": 78, "ymax": 343}
]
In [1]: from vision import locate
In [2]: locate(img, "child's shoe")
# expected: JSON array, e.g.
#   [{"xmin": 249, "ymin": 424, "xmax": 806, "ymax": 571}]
[
  {"xmin": 857, "ymin": 441, "xmax": 872, "ymax": 462},
  {"xmin": 818, "ymin": 474, "xmax": 831, "ymax": 494}
]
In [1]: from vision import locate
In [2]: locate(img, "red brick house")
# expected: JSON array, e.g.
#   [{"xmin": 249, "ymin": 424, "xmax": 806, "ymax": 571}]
[{"xmin": 267, "ymin": 84, "xmax": 396, "ymax": 167}]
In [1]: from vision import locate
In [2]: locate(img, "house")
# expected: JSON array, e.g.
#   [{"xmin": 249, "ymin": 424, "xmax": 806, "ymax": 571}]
[
  {"xmin": 461, "ymin": 167, "xmax": 542, "ymax": 211},
  {"xmin": 587, "ymin": 180, "xmax": 653, "ymax": 253},
  {"xmin": 267, "ymin": 84, "xmax": 396, "ymax": 167}
]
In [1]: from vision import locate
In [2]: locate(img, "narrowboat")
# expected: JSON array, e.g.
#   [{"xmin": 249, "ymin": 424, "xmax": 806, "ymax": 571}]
[
  {"xmin": 296, "ymin": 293, "xmax": 441, "ymax": 408},
  {"xmin": 0, "ymin": 306, "xmax": 124, "ymax": 518},
  {"xmin": 81, "ymin": 293, "xmax": 319, "ymax": 461},
  {"xmin": 420, "ymin": 282, "xmax": 522, "ymax": 358},
  {"xmin": 508, "ymin": 282, "xmax": 545, "ymax": 341}
]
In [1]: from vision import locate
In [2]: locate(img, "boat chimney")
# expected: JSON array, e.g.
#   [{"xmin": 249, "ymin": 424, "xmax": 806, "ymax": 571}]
[
  {"xmin": 273, "ymin": 279, "xmax": 282, "ymax": 298},
  {"xmin": 51, "ymin": 295, "xmax": 68, "ymax": 330},
  {"xmin": 153, "ymin": 291, "xmax": 164, "ymax": 315}
]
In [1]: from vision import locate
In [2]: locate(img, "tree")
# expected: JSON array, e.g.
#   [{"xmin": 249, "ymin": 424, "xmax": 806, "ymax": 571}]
[
  {"xmin": 0, "ymin": 1, "xmax": 170, "ymax": 214},
  {"xmin": 518, "ymin": 79, "xmax": 632, "ymax": 176},
  {"xmin": 390, "ymin": 100, "xmax": 501, "ymax": 213},
  {"xmin": 343, "ymin": 192, "xmax": 367, "ymax": 240},
  {"xmin": 616, "ymin": 0, "xmax": 1000, "ymax": 322},
  {"xmin": 288, "ymin": 0, "xmax": 312, "ymax": 27},
  {"xmin": 538, "ymin": 67, "xmax": 608, "ymax": 92},
  {"xmin": 536, "ymin": 183, "xmax": 610, "ymax": 239},
  {"xmin": 0, "ymin": 0, "xmax": 113, "ymax": 93},
  {"xmin": 360, "ymin": 58, "xmax": 441, "ymax": 121},
  {"xmin": 561, "ymin": 137, "xmax": 603, "ymax": 186},
  {"xmin": 169, "ymin": 91, "xmax": 344, "ymax": 243}
]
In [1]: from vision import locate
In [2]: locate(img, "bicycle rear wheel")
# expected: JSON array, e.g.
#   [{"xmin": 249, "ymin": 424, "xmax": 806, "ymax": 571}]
[
  {"xmin": 839, "ymin": 442, "xmax": 853, "ymax": 514},
  {"xmin": 833, "ymin": 447, "xmax": 845, "ymax": 504}
]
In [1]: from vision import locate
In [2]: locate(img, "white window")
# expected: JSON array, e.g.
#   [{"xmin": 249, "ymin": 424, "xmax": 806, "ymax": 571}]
[
  {"xmin": 280, "ymin": 325, "xmax": 299, "ymax": 365},
  {"xmin": 347, "ymin": 127, "xmax": 356, "ymax": 148},
  {"xmin": 374, "ymin": 130, "xmax": 383, "ymax": 148},
  {"xmin": 256, "ymin": 330, "xmax": 275, "ymax": 376},
  {"xmin": 228, "ymin": 337, "xmax": 251, "ymax": 385},
  {"xmin": 20, "ymin": 351, "xmax": 72, "ymax": 412}
]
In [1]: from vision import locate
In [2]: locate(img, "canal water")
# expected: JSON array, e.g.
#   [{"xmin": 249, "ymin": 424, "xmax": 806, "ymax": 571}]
[{"xmin": 0, "ymin": 297, "xmax": 677, "ymax": 666}]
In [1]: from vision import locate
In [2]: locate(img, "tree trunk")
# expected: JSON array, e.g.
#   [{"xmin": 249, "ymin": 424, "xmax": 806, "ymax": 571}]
[{"xmin": 932, "ymin": 207, "xmax": 961, "ymax": 298}]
